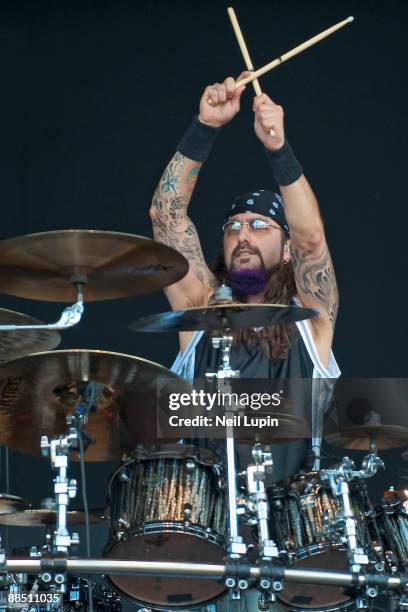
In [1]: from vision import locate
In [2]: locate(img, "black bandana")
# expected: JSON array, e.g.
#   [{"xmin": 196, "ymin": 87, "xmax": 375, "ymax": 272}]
[{"xmin": 224, "ymin": 189, "xmax": 290, "ymax": 236}]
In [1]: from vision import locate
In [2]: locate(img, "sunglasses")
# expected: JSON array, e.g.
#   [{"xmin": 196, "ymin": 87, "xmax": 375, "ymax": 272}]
[{"xmin": 222, "ymin": 218, "xmax": 283, "ymax": 234}]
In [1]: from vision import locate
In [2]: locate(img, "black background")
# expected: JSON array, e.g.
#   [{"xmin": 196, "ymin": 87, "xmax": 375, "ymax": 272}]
[{"xmin": 0, "ymin": 0, "xmax": 407, "ymax": 609}]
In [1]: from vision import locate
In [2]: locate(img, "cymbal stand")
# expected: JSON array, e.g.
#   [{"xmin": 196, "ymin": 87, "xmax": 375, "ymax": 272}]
[
  {"xmin": 0, "ymin": 279, "xmax": 85, "ymax": 331},
  {"xmin": 206, "ymin": 333, "xmax": 245, "ymax": 558},
  {"xmin": 206, "ymin": 287, "xmax": 247, "ymax": 605},
  {"xmin": 40, "ymin": 425, "xmax": 79, "ymax": 556}
]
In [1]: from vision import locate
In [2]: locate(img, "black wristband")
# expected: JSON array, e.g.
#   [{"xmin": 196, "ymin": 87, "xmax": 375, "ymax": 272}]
[
  {"xmin": 265, "ymin": 140, "xmax": 303, "ymax": 186},
  {"xmin": 177, "ymin": 115, "xmax": 221, "ymax": 162}
]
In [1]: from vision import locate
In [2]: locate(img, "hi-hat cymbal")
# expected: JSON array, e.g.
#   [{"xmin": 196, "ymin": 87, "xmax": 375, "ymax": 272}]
[
  {"xmin": 0, "ymin": 349, "xmax": 190, "ymax": 461},
  {"xmin": 0, "ymin": 230, "xmax": 188, "ymax": 302},
  {"xmin": 326, "ymin": 423, "xmax": 408, "ymax": 450},
  {"xmin": 0, "ymin": 509, "xmax": 104, "ymax": 527},
  {"xmin": 0, "ymin": 494, "xmax": 29, "ymax": 515},
  {"xmin": 130, "ymin": 303, "xmax": 318, "ymax": 332},
  {"xmin": 0, "ymin": 308, "xmax": 60, "ymax": 361}
]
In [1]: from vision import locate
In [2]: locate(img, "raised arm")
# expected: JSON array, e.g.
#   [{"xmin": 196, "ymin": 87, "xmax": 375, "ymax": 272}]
[
  {"xmin": 149, "ymin": 75, "xmax": 248, "ymax": 311},
  {"xmin": 253, "ymin": 94, "xmax": 338, "ymax": 366},
  {"xmin": 150, "ymin": 151, "xmax": 213, "ymax": 310}
]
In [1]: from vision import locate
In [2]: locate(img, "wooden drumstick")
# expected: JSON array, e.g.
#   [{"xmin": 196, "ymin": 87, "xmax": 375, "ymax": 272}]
[
  {"xmin": 227, "ymin": 7, "xmax": 262, "ymax": 96},
  {"xmin": 226, "ymin": 7, "xmax": 275, "ymax": 136},
  {"xmin": 236, "ymin": 16, "xmax": 354, "ymax": 89}
]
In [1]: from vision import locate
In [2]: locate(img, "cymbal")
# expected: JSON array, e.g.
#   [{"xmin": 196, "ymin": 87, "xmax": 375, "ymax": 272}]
[
  {"xmin": 130, "ymin": 303, "xmax": 318, "ymax": 332},
  {"xmin": 0, "ymin": 308, "xmax": 60, "ymax": 361},
  {"xmin": 0, "ymin": 494, "xmax": 29, "ymax": 515},
  {"xmin": 0, "ymin": 509, "xmax": 104, "ymax": 527},
  {"xmin": 0, "ymin": 230, "xmax": 188, "ymax": 302},
  {"xmin": 326, "ymin": 423, "xmax": 408, "ymax": 450},
  {"xmin": 0, "ymin": 350, "xmax": 190, "ymax": 460}
]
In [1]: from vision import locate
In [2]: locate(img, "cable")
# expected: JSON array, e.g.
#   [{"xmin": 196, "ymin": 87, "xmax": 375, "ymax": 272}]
[{"xmin": 77, "ymin": 428, "xmax": 94, "ymax": 612}]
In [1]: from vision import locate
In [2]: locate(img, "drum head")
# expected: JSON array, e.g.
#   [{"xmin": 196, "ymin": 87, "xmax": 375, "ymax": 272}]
[
  {"xmin": 278, "ymin": 549, "xmax": 352, "ymax": 610},
  {"xmin": 105, "ymin": 526, "xmax": 226, "ymax": 609}
]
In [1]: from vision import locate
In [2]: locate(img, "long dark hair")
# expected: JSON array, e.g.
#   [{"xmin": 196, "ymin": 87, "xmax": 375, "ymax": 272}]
[{"xmin": 210, "ymin": 251, "xmax": 298, "ymax": 360}]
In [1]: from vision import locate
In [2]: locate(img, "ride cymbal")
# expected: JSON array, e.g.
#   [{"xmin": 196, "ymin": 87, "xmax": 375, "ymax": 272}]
[
  {"xmin": 326, "ymin": 423, "xmax": 408, "ymax": 450},
  {"xmin": 0, "ymin": 230, "xmax": 188, "ymax": 302},
  {"xmin": 0, "ymin": 308, "xmax": 60, "ymax": 361},
  {"xmin": 0, "ymin": 494, "xmax": 29, "ymax": 515},
  {"xmin": 0, "ymin": 350, "xmax": 190, "ymax": 460},
  {"xmin": 130, "ymin": 303, "xmax": 318, "ymax": 332}
]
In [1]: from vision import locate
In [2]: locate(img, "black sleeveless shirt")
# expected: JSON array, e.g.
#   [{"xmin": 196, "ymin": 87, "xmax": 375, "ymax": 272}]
[{"xmin": 193, "ymin": 326, "xmax": 314, "ymax": 482}]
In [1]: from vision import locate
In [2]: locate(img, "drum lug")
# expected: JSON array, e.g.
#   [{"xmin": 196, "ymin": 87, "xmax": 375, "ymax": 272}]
[
  {"xmin": 185, "ymin": 459, "xmax": 196, "ymax": 472},
  {"xmin": 183, "ymin": 503, "xmax": 193, "ymax": 521},
  {"xmin": 118, "ymin": 468, "xmax": 131, "ymax": 483},
  {"xmin": 117, "ymin": 518, "xmax": 130, "ymax": 530}
]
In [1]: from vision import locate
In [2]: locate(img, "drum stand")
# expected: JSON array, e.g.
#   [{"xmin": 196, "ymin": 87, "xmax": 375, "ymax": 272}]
[
  {"xmin": 244, "ymin": 444, "xmax": 283, "ymax": 611},
  {"xmin": 39, "ymin": 387, "xmax": 96, "ymax": 596},
  {"xmin": 322, "ymin": 446, "xmax": 385, "ymax": 608},
  {"xmin": 206, "ymin": 287, "xmax": 282, "ymax": 609}
]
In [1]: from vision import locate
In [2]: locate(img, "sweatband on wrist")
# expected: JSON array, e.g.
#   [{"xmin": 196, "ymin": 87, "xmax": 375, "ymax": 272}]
[
  {"xmin": 265, "ymin": 140, "xmax": 303, "ymax": 186},
  {"xmin": 177, "ymin": 115, "xmax": 221, "ymax": 162}
]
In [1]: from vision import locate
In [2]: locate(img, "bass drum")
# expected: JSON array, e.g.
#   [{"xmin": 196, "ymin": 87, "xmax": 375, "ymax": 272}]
[
  {"xmin": 268, "ymin": 472, "xmax": 383, "ymax": 611},
  {"xmin": 104, "ymin": 444, "xmax": 227, "ymax": 610}
]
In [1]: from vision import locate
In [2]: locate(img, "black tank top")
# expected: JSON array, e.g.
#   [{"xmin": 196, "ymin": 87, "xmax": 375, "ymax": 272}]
[{"xmin": 193, "ymin": 327, "xmax": 314, "ymax": 481}]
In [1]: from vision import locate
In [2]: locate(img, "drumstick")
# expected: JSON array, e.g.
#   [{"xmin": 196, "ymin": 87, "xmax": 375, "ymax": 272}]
[
  {"xmin": 236, "ymin": 16, "xmax": 354, "ymax": 89},
  {"xmin": 227, "ymin": 7, "xmax": 262, "ymax": 96},
  {"xmin": 227, "ymin": 7, "xmax": 275, "ymax": 136}
]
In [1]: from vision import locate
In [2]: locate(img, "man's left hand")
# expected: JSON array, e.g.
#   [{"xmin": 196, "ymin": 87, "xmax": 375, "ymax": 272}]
[{"xmin": 253, "ymin": 94, "xmax": 285, "ymax": 151}]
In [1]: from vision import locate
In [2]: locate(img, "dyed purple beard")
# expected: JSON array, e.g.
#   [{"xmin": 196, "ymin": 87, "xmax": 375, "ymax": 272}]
[{"xmin": 227, "ymin": 266, "xmax": 269, "ymax": 299}]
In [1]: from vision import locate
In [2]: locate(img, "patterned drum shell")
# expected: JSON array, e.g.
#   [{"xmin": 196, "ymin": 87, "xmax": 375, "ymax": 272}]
[
  {"xmin": 268, "ymin": 472, "xmax": 383, "ymax": 611},
  {"xmin": 104, "ymin": 445, "xmax": 226, "ymax": 610}
]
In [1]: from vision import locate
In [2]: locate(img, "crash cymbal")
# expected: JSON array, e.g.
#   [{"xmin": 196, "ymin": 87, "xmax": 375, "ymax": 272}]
[
  {"xmin": 0, "ymin": 509, "xmax": 104, "ymax": 527},
  {"xmin": 0, "ymin": 349, "xmax": 189, "ymax": 460},
  {"xmin": 130, "ymin": 303, "xmax": 318, "ymax": 332},
  {"xmin": 0, "ymin": 230, "xmax": 188, "ymax": 302},
  {"xmin": 0, "ymin": 494, "xmax": 29, "ymax": 515},
  {"xmin": 326, "ymin": 423, "xmax": 408, "ymax": 450},
  {"xmin": 0, "ymin": 308, "xmax": 60, "ymax": 361}
]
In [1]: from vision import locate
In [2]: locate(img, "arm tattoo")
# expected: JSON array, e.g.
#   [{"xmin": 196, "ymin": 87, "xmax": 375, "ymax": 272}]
[
  {"xmin": 150, "ymin": 152, "xmax": 214, "ymax": 288},
  {"xmin": 290, "ymin": 243, "xmax": 339, "ymax": 328}
]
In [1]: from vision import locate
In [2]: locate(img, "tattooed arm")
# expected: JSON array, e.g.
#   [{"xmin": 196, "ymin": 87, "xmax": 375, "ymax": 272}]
[
  {"xmin": 282, "ymin": 176, "xmax": 338, "ymax": 367},
  {"xmin": 149, "ymin": 75, "xmax": 247, "ymax": 314},
  {"xmin": 253, "ymin": 94, "xmax": 338, "ymax": 366},
  {"xmin": 149, "ymin": 152, "xmax": 216, "ymax": 311}
]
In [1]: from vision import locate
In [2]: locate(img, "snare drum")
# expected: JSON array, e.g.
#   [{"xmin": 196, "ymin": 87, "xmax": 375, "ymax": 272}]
[
  {"xmin": 104, "ymin": 445, "xmax": 226, "ymax": 610},
  {"xmin": 268, "ymin": 472, "xmax": 383, "ymax": 611}
]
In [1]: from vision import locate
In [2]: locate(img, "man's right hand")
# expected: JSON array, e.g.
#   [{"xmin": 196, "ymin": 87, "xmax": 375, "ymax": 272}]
[{"xmin": 198, "ymin": 72, "xmax": 249, "ymax": 128}]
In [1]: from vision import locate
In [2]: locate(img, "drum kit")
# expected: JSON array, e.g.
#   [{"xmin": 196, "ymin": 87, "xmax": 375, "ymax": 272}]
[{"xmin": 0, "ymin": 229, "xmax": 405, "ymax": 612}]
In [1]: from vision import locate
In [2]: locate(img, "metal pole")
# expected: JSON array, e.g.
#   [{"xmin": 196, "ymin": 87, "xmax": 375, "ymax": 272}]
[{"xmin": 3, "ymin": 559, "xmax": 405, "ymax": 589}]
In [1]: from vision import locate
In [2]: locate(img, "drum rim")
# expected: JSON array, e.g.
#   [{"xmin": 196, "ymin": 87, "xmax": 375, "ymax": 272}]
[{"xmin": 105, "ymin": 519, "xmax": 226, "ymax": 550}]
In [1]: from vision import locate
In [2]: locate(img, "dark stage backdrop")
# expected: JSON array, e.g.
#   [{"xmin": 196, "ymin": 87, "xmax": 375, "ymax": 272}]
[{"xmin": 0, "ymin": 0, "xmax": 407, "ymax": 608}]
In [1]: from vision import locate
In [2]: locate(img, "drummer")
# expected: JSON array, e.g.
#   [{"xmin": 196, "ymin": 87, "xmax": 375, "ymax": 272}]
[{"xmin": 149, "ymin": 75, "xmax": 340, "ymax": 478}]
